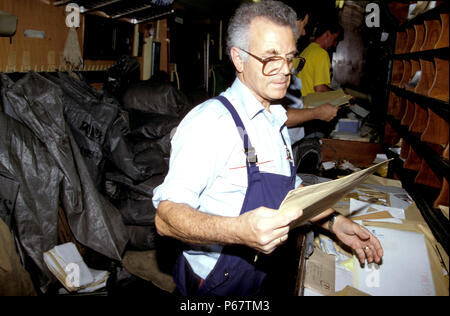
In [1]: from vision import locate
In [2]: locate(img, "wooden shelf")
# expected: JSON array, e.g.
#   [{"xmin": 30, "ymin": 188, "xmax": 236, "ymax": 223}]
[
  {"xmin": 398, "ymin": 2, "xmax": 449, "ymax": 31},
  {"xmin": 389, "ymin": 85, "xmax": 449, "ymax": 123},
  {"xmin": 393, "ymin": 47, "xmax": 450, "ymax": 60},
  {"xmin": 387, "ymin": 115, "xmax": 449, "ymax": 182},
  {"xmin": 382, "ymin": 1, "xmax": 448, "ymax": 257}
]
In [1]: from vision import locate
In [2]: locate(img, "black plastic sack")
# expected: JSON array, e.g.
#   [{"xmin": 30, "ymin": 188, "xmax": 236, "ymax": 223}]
[
  {"xmin": 0, "ymin": 111, "xmax": 63, "ymax": 288},
  {"xmin": 115, "ymin": 199, "xmax": 156, "ymax": 226},
  {"xmin": 3, "ymin": 72, "xmax": 128, "ymax": 264},
  {"xmin": 0, "ymin": 173, "xmax": 19, "ymax": 230},
  {"xmin": 43, "ymin": 72, "xmax": 120, "ymax": 189},
  {"xmin": 44, "ymin": 72, "xmax": 101, "ymax": 105},
  {"xmin": 126, "ymin": 225, "xmax": 157, "ymax": 250},
  {"xmin": 128, "ymin": 109, "xmax": 179, "ymax": 140},
  {"xmin": 1, "ymin": 73, "xmax": 21, "ymax": 122},
  {"xmin": 104, "ymin": 110, "xmax": 155, "ymax": 182},
  {"xmin": 131, "ymin": 133, "xmax": 173, "ymax": 159},
  {"xmin": 121, "ymin": 79, "xmax": 192, "ymax": 118},
  {"xmin": 105, "ymin": 172, "xmax": 166, "ymax": 199},
  {"xmin": 104, "ymin": 55, "xmax": 140, "ymax": 99},
  {"xmin": 134, "ymin": 142, "xmax": 168, "ymax": 174}
]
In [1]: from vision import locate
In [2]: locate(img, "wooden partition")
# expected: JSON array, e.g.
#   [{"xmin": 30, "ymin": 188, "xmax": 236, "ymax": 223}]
[
  {"xmin": 386, "ymin": 5, "xmax": 449, "ymax": 209},
  {"xmin": 0, "ymin": 0, "xmax": 117, "ymax": 73},
  {"xmin": 0, "ymin": 0, "xmax": 169, "ymax": 77}
]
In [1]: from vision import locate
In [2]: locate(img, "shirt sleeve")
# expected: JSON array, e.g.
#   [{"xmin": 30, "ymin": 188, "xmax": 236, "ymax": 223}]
[
  {"xmin": 312, "ymin": 49, "xmax": 331, "ymax": 87},
  {"xmin": 152, "ymin": 101, "xmax": 231, "ymax": 210},
  {"xmin": 295, "ymin": 174, "xmax": 303, "ymax": 188}
]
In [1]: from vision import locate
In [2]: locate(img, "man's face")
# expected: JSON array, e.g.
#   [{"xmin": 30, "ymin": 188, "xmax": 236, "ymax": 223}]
[
  {"xmin": 325, "ymin": 31, "xmax": 341, "ymax": 51},
  {"xmin": 239, "ymin": 17, "xmax": 297, "ymax": 107},
  {"xmin": 296, "ymin": 14, "xmax": 309, "ymax": 37}
]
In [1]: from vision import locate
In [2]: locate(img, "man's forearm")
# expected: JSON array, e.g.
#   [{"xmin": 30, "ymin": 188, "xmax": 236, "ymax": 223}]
[
  {"xmin": 285, "ymin": 107, "xmax": 320, "ymax": 128},
  {"xmin": 155, "ymin": 200, "xmax": 242, "ymax": 245},
  {"xmin": 314, "ymin": 84, "xmax": 332, "ymax": 92},
  {"xmin": 310, "ymin": 208, "xmax": 336, "ymax": 228}
]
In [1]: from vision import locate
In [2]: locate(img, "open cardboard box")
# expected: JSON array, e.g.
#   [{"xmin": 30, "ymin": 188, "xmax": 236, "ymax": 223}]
[{"xmin": 302, "ymin": 175, "xmax": 449, "ymax": 296}]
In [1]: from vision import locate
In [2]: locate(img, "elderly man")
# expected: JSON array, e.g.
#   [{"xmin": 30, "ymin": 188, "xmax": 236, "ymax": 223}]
[{"xmin": 153, "ymin": 0, "xmax": 382, "ymax": 296}]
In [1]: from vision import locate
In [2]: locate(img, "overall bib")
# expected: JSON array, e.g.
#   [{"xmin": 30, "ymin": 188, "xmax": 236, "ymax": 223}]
[{"xmin": 173, "ymin": 96, "xmax": 296, "ymax": 296}]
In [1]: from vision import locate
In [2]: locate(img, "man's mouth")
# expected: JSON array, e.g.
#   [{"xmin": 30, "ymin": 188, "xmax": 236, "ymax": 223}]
[{"xmin": 271, "ymin": 81, "xmax": 288, "ymax": 87}]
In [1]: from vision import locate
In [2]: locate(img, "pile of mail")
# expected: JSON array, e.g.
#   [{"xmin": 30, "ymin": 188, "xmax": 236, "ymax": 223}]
[{"xmin": 303, "ymin": 174, "xmax": 447, "ymax": 296}]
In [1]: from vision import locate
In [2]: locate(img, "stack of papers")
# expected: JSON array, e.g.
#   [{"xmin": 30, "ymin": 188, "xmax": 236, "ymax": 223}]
[
  {"xmin": 43, "ymin": 242, "xmax": 109, "ymax": 293},
  {"xmin": 303, "ymin": 89, "xmax": 353, "ymax": 108}
]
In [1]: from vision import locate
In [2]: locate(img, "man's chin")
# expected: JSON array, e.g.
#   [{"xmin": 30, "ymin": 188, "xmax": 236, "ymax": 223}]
[{"xmin": 267, "ymin": 90, "xmax": 288, "ymax": 102}]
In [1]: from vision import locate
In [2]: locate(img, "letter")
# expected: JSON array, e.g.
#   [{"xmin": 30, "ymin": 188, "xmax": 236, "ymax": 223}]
[
  {"xmin": 66, "ymin": 3, "xmax": 80, "ymax": 28},
  {"xmin": 365, "ymin": 263, "xmax": 380, "ymax": 288},
  {"xmin": 180, "ymin": 303, "xmax": 186, "ymax": 311},
  {"xmin": 199, "ymin": 302, "xmax": 208, "ymax": 311},
  {"xmin": 207, "ymin": 303, "xmax": 214, "ymax": 314},
  {"xmin": 65, "ymin": 262, "xmax": 80, "ymax": 288},
  {"xmin": 365, "ymin": 3, "xmax": 380, "ymax": 28}
]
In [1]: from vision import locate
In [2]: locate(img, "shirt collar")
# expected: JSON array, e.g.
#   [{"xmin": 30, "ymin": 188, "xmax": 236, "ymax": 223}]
[
  {"xmin": 229, "ymin": 78, "xmax": 265, "ymax": 120},
  {"xmin": 228, "ymin": 77, "xmax": 286, "ymax": 125}
]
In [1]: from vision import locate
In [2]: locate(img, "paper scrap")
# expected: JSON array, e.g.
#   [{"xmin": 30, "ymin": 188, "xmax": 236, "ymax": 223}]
[
  {"xmin": 349, "ymin": 199, "xmax": 405, "ymax": 220},
  {"xmin": 363, "ymin": 218, "xmax": 403, "ymax": 224},
  {"xmin": 355, "ymin": 226, "xmax": 435, "ymax": 296},
  {"xmin": 335, "ymin": 266, "xmax": 355, "ymax": 293}
]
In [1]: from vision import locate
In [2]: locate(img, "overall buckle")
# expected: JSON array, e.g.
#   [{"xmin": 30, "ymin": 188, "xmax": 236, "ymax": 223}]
[{"xmin": 245, "ymin": 147, "xmax": 258, "ymax": 164}]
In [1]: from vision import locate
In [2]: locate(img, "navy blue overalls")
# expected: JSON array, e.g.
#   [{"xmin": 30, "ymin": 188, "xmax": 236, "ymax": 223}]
[{"xmin": 173, "ymin": 96, "xmax": 297, "ymax": 296}]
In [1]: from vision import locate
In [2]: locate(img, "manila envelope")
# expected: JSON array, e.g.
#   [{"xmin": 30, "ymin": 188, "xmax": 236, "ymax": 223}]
[{"xmin": 304, "ymin": 247, "xmax": 335, "ymax": 295}]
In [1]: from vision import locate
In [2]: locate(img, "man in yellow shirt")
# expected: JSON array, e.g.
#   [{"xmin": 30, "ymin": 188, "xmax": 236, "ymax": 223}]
[{"xmin": 297, "ymin": 21, "xmax": 344, "ymax": 96}]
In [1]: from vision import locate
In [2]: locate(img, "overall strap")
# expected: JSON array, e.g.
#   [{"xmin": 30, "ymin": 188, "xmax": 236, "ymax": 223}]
[
  {"xmin": 279, "ymin": 125, "xmax": 293, "ymax": 162},
  {"xmin": 215, "ymin": 95, "xmax": 257, "ymax": 164}
]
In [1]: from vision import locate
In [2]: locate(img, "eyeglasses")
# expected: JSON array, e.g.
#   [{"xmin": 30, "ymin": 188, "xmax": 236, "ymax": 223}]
[{"xmin": 238, "ymin": 48, "xmax": 306, "ymax": 76}]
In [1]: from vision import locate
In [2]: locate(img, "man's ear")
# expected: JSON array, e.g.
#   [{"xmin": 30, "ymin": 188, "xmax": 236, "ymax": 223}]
[{"xmin": 230, "ymin": 47, "xmax": 244, "ymax": 73}]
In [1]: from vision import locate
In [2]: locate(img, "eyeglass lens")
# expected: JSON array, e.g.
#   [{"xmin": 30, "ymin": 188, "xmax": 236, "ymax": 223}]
[{"xmin": 263, "ymin": 57, "xmax": 305, "ymax": 76}]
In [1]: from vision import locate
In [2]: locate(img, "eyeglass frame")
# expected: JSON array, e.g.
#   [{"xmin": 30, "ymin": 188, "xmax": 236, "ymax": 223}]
[{"xmin": 238, "ymin": 48, "xmax": 306, "ymax": 76}]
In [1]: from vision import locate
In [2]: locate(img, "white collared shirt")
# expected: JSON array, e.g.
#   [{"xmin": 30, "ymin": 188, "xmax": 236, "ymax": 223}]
[{"xmin": 152, "ymin": 78, "xmax": 302, "ymax": 279}]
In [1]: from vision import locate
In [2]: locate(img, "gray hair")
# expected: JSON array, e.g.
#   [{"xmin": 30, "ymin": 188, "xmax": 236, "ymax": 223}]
[{"xmin": 226, "ymin": 0, "xmax": 299, "ymax": 60}]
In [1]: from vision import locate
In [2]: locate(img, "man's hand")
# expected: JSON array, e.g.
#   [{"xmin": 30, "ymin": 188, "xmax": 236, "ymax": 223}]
[
  {"xmin": 237, "ymin": 207, "xmax": 303, "ymax": 254},
  {"xmin": 332, "ymin": 215, "xmax": 383, "ymax": 265},
  {"xmin": 314, "ymin": 103, "xmax": 338, "ymax": 122}
]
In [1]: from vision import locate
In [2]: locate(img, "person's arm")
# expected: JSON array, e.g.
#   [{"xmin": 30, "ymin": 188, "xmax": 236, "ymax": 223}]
[
  {"xmin": 314, "ymin": 211, "xmax": 384, "ymax": 264},
  {"xmin": 155, "ymin": 200, "xmax": 303, "ymax": 255},
  {"xmin": 314, "ymin": 84, "xmax": 333, "ymax": 92},
  {"xmin": 285, "ymin": 104, "xmax": 338, "ymax": 128},
  {"xmin": 290, "ymin": 184, "xmax": 383, "ymax": 264}
]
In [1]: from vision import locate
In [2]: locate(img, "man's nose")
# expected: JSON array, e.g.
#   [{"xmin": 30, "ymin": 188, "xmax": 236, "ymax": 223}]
[{"xmin": 280, "ymin": 59, "xmax": 291, "ymax": 75}]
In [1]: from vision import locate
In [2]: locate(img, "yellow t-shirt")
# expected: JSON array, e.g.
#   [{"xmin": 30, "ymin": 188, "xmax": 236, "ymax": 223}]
[{"xmin": 296, "ymin": 42, "xmax": 331, "ymax": 96}]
